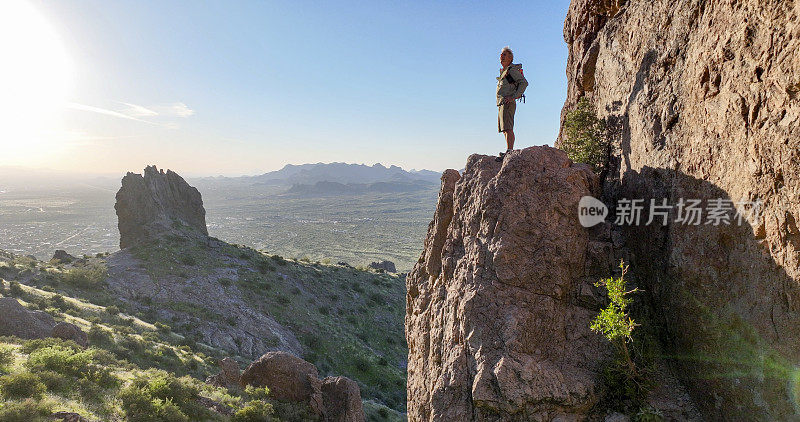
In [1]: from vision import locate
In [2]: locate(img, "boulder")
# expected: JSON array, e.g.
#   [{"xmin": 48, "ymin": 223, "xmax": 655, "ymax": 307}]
[
  {"xmin": 240, "ymin": 351, "xmax": 324, "ymax": 415},
  {"xmin": 321, "ymin": 376, "xmax": 365, "ymax": 422},
  {"xmin": 52, "ymin": 322, "xmax": 89, "ymax": 348},
  {"xmin": 406, "ymin": 147, "xmax": 608, "ymax": 420},
  {"xmin": 52, "ymin": 250, "xmax": 76, "ymax": 263},
  {"xmin": 115, "ymin": 165, "xmax": 208, "ymax": 249},
  {"xmin": 205, "ymin": 357, "xmax": 241, "ymax": 388},
  {"xmin": 368, "ymin": 260, "xmax": 396, "ymax": 273},
  {"xmin": 0, "ymin": 297, "xmax": 55, "ymax": 339}
]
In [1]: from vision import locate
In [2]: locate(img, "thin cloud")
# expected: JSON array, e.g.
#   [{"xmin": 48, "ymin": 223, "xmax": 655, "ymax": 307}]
[
  {"xmin": 159, "ymin": 102, "xmax": 195, "ymax": 117},
  {"xmin": 119, "ymin": 102, "xmax": 158, "ymax": 117},
  {"xmin": 67, "ymin": 102, "xmax": 156, "ymax": 124},
  {"xmin": 67, "ymin": 101, "xmax": 193, "ymax": 127},
  {"xmin": 118, "ymin": 101, "xmax": 195, "ymax": 118}
]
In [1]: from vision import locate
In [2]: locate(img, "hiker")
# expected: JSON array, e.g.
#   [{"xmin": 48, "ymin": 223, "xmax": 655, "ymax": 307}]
[{"xmin": 496, "ymin": 46, "xmax": 528, "ymax": 161}]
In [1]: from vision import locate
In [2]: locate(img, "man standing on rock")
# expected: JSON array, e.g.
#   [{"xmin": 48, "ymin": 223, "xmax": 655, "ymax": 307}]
[{"xmin": 496, "ymin": 46, "xmax": 528, "ymax": 161}]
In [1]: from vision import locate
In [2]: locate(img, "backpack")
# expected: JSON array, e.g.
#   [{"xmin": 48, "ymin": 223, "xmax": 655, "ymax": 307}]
[{"xmin": 504, "ymin": 67, "xmax": 526, "ymax": 104}]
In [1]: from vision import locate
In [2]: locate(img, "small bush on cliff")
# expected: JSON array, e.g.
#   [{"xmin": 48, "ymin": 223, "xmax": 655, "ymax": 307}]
[
  {"xmin": 562, "ymin": 96, "xmax": 609, "ymax": 173},
  {"xmin": 591, "ymin": 260, "xmax": 648, "ymax": 410}
]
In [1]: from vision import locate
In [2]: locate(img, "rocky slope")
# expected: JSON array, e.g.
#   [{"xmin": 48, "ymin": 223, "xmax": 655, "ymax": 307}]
[
  {"xmin": 407, "ymin": 147, "xmax": 614, "ymax": 420},
  {"xmin": 560, "ymin": 0, "xmax": 800, "ymax": 419},
  {"xmin": 108, "ymin": 167, "xmax": 408, "ymax": 412},
  {"xmin": 0, "ymin": 254, "xmax": 386, "ymax": 421}
]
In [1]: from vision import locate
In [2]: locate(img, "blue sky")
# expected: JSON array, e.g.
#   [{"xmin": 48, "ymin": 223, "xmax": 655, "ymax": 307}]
[{"xmin": 4, "ymin": 0, "xmax": 571, "ymax": 175}]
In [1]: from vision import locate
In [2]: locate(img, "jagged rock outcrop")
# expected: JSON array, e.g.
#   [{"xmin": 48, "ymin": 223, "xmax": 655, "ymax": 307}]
[
  {"xmin": 0, "ymin": 297, "xmax": 56, "ymax": 339},
  {"xmin": 52, "ymin": 322, "xmax": 88, "ymax": 348},
  {"xmin": 239, "ymin": 351, "xmax": 366, "ymax": 421},
  {"xmin": 560, "ymin": 0, "xmax": 800, "ymax": 419},
  {"xmin": 321, "ymin": 376, "xmax": 366, "ymax": 422},
  {"xmin": 205, "ymin": 357, "xmax": 241, "ymax": 388},
  {"xmin": 369, "ymin": 260, "xmax": 396, "ymax": 273},
  {"xmin": 406, "ymin": 147, "xmax": 610, "ymax": 421},
  {"xmin": 115, "ymin": 165, "xmax": 207, "ymax": 249}
]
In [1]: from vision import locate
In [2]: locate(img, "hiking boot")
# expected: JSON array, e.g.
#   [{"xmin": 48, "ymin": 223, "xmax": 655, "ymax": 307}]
[{"xmin": 495, "ymin": 149, "xmax": 512, "ymax": 162}]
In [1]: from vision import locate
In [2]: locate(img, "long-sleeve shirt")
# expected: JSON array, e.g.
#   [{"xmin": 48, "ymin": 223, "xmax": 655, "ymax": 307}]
[{"xmin": 496, "ymin": 63, "xmax": 528, "ymax": 106}]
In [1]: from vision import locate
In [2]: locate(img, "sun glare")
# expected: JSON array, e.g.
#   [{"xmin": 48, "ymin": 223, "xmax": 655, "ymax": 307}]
[{"xmin": 0, "ymin": 0, "xmax": 73, "ymax": 165}]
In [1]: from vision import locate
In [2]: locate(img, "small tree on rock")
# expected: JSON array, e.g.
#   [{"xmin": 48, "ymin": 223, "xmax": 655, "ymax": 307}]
[
  {"xmin": 591, "ymin": 260, "xmax": 639, "ymax": 378},
  {"xmin": 562, "ymin": 97, "xmax": 609, "ymax": 173}
]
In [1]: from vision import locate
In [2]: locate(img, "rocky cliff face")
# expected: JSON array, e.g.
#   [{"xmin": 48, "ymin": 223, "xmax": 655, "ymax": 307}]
[
  {"xmin": 561, "ymin": 0, "xmax": 800, "ymax": 418},
  {"xmin": 115, "ymin": 165, "xmax": 208, "ymax": 249},
  {"xmin": 406, "ymin": 147, "xmax": 612, "ymax": 421}
]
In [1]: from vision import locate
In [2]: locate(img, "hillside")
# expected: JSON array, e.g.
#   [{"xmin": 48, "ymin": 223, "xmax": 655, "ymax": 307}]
[
  {"xmin": 0, "ymin": 247, "xmax": 406, "ymax": 421},
  {"xmin": 0, "ymin": 165, "xmax": 410, "ymax": 421}
]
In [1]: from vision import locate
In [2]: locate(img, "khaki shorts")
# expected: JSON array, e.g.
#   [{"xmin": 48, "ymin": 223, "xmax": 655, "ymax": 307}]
[{"xmin": 498, "ymin": 100, "xmax": 516, "ymax": 133}]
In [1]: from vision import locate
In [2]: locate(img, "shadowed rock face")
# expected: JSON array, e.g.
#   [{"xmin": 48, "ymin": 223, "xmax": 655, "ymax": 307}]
[
  {"xmin": 561, "ymin": 0, "xmax": 800, "ymax": 418},
  {"xmin": 321, "ymin": 376, "xmax": 365, "ymax": 422},
  {"xmin": 406, "ymin": 147, "xmax": 609, "ymax": 421},
  {"xmin": 0, "ymin": 297, "xmax": 55, "ymax": 339},
  {"xmin": 115, "ymin": 165, "xmax": 207, "ymax": 249}
]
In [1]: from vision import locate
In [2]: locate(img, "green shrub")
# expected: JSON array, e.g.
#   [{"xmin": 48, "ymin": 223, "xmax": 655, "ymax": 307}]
[
  {"xmin": 561, "ymin": 96, "xmax": 609, "ymax": 173},
  {"xmin": 256, "ymin": 260, "xmax": 275, "ymax": 274},
  {"xmin": 271, "ymin": 400, "xmax": 320, "ymax": 421},
  {"xmin": 48, "ymin": 294, "xmax": 71, "ymax": 311},
  {"xmin": 0, "ymin": 345, "xmax": 14, "ymax": 369},
  {"xmin": 60, "ymin": 264, "xmax": 108, "ymax": 288},
  {"xmin": 232, "ymin": 400, "xmax": 275, "ymax": 422},
  {"xmin": 591, "ymin": 260, "xmax": 649, "ymax": 411},
  {"xmin": 119, "ymin": 386, "xmax": 189, "ymax": 422},
  {"xmin": 354, "ymin": 355, "xmax": 371, "ymax": 373},
  {"xmin": 0, "ymin": 398, "xmax": 53, "ymax": 422},
  {"xmin": 179, "ymin": 255, "xmax": 197, "ymax": 266},
  {"xmin": 35, "ymin": 369, "xmax": 69, "ymax": 392},
  {"xmin": 120, "ymin": 370, "xmax": 209, "ymax": 421},
  {"xmin": 8, "ymin": 281, "xmax": 23, "ymax": 296},
  {"xmin": 106, "ymin": 305, "xmax": 121, "ymax": 315},
  {"xmin": 0, "ymin": 371, "xmax": 46, "ymax": 399},
  {"xmin": 88, "ymin": 326, "xmax": 113, "ymax": 345},
  {"xmin": 591, "ymin": 261, "xmax": 639, "ymax": 374},
  {"xmin": 26, "ymin": 344, "xmax": 94, "ymax": 376},
  {"xmin": 21, "ymin": 337, "xmax": 80, "ymax": 354}
]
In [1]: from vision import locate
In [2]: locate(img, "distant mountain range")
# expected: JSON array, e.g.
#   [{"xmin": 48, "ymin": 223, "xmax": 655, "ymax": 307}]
[
  {"xmin": 200, "ymin": 162, "xmax": 442, "ymax": 186},
  {"xmin": 0, "ymin": 162, "xmax": 443, "ymax": 195}
]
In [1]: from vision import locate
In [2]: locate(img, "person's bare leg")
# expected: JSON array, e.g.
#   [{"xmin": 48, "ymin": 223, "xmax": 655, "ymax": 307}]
[{"xmin": 505, "ymin": 129, "xmax": 515, "ymax": 150}]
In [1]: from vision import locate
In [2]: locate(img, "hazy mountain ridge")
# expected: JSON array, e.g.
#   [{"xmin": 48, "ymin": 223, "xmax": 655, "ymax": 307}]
[{"xmin": 195, "ymin": 162, "xmax": 441, "ymax": 189}]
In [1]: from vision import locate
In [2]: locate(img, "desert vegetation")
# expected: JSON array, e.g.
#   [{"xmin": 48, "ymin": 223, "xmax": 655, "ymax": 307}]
[{"xmin": 561, "ymin": 96, "xmax": 609, "ymax": 173}]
